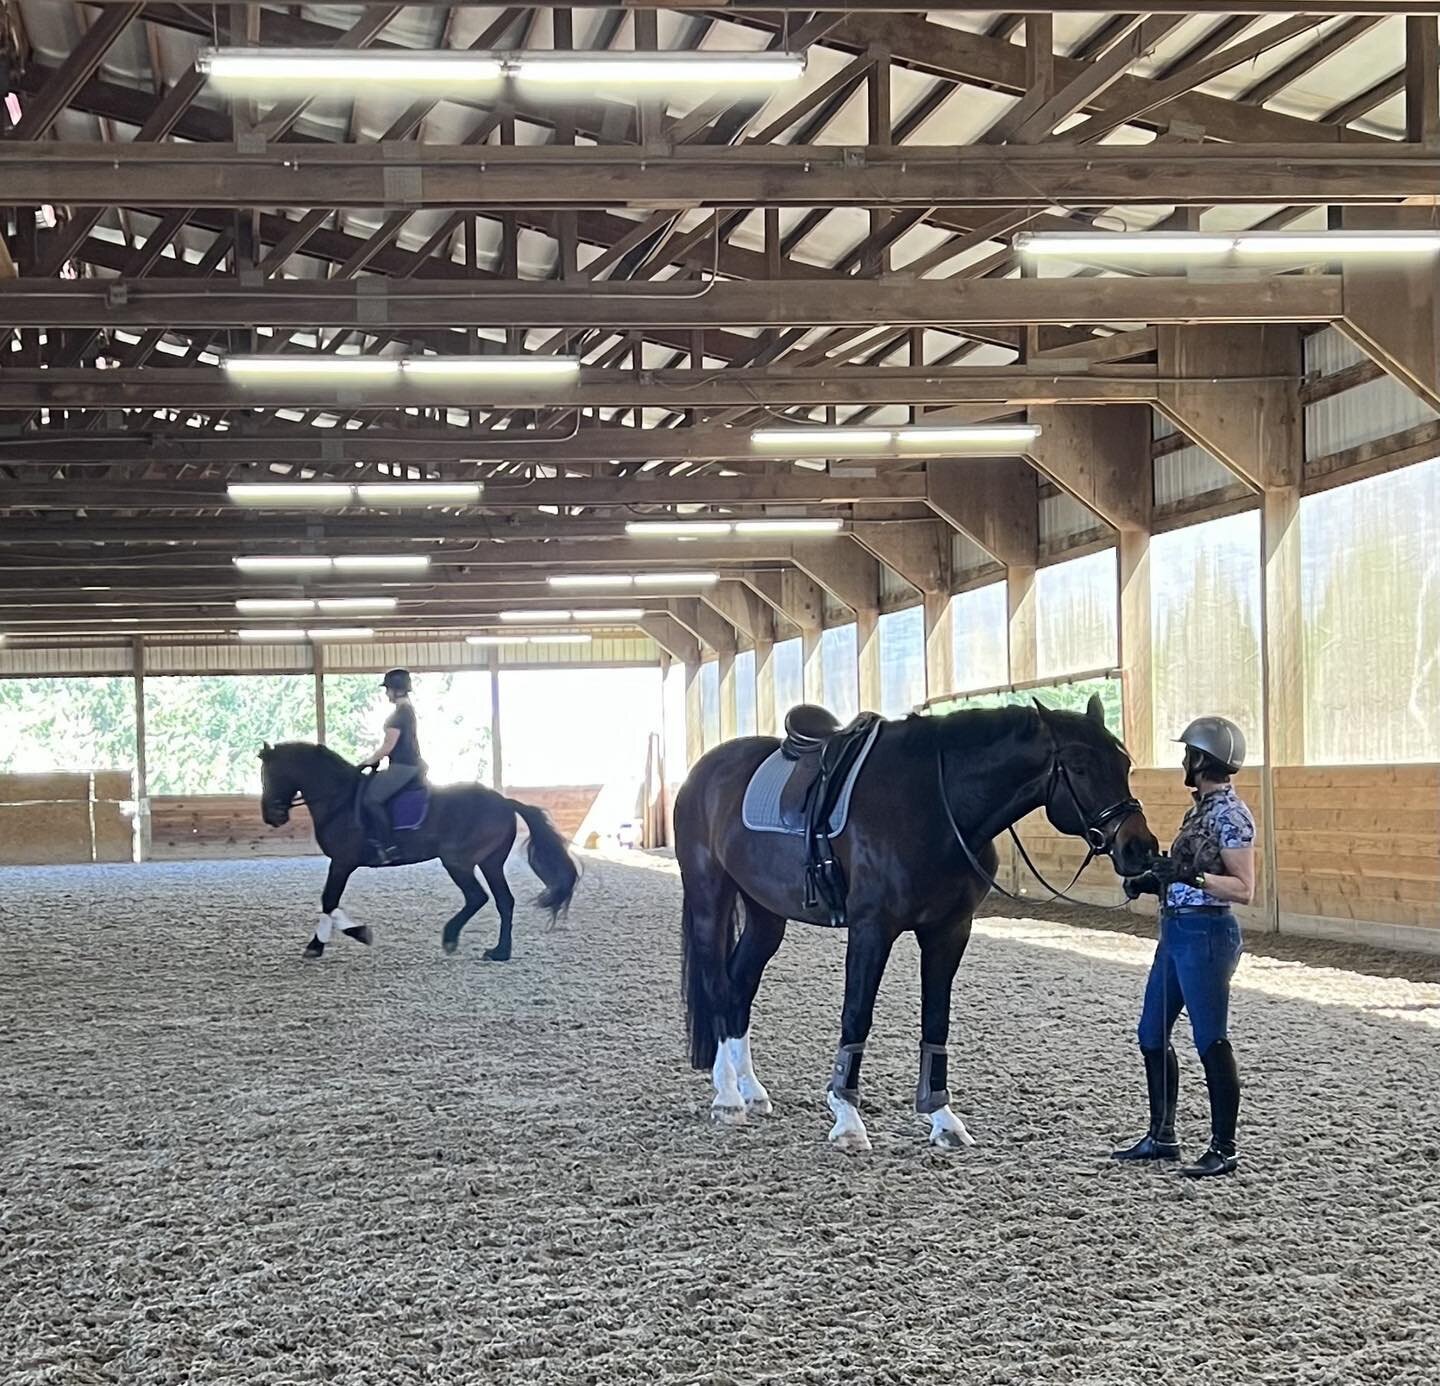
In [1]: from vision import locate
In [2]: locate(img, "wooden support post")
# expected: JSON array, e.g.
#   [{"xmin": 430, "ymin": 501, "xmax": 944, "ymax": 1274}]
[
  {"xmin": 718, "ymin": 649, "xmax": 739, "ymax": 741},
  {"xmin": 1026, "ymin": 404, "xmax": 1152, "ymax": 533},
  {"xmin": 1118, "ymin": 529, "xmax": 1155, "ymax": 762},
  {"xmin": 775, "ymin": 570, "xmax": 825, "ymax": 705},
  {"xmin": 924, "ymin": 589, "xmax": 954, "ymax": 703},
  {"xmin": 755, "ymin": 636, "xmax": 778, "ymax": 736},
  {"xmin": 684, "ymin": 661, "xmax": 705, "ymax": 768},
  {"xmin": 925, "ymin": 459, "xmax": 1039, "ymax": 571},
  {"xmin": 1258, "ymin": 482, "xmax": 1304, "ymax": 933},
  {"xmin": 132, "ymin": 636, "xmax": 150, "ymax": 862},
  {"xmin": 1007, "ymin": 565, "xmax": 1039, "ymax": 685},
  {"xmin": 857, "ymin": 608, "xmax": 882, "ymax": 713},
  {"xmin": 488, "ymin": 650, "xmax": 504, "ymax": 791},
  {"xmin": 851, "ymin": 519, "xmax": 953, "ymax": 700},
  {"xmin": 313, "ymin": 645, "xmax": 327, "ymax": 745},
  {"xmin": 865, "ymin": 48, "xmax": 893, "ymax": 277}
]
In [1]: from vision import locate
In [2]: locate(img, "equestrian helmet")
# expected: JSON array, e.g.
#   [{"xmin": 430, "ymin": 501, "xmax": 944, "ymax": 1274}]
[
  {"xmin": 1175, "ymin": 715, "xmax": 1246, "ymax": 773},
  {"xmin": 380, "ymin": 668, "xmax": 413, "ymax": 694}
]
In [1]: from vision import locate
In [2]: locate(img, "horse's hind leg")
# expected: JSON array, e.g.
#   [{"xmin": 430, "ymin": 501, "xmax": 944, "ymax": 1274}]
[
  {"xmin": 440, "ymin": 860, "xmax": 490, "ymax": 957},
  {"xmin": 722, "ymin": 897, "xmax": 787, "ymax": 1116},
  {"xmin": 477, "ymin": 847, "xmax": 516, "ymax": 963}
]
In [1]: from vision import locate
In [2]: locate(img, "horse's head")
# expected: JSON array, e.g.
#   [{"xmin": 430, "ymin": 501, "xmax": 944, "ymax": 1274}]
[
  {"xmin": 1035, "ymin": 695, "xmax": 1158, "ymax": 878},
  {"xmin": 258, "ymin": 742, "xmax": 299, "ymax": 827}
]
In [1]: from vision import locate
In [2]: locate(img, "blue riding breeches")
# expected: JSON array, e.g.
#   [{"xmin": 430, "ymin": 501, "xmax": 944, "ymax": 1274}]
[{"xmin": 1137, "ymin": 909, "xmax": 1243, "ymax": 1055}]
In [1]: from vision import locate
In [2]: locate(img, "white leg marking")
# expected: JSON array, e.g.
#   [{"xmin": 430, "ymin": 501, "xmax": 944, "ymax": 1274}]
[
  {"xmin": 711, "ymin": 1046, "xmax": 746, "ymax": 1125},
  {"xmin": 826, "ymin": 1090, "xmax": 871, "ymax": 1154},
  {"xmin": 726, "ymin": 1033, "xmax": 772, "ymax": 1116},
  {"xmin": 314, "ymin": 913, "xmax": 335, "ymax": 944},
  {"xmin": 928, "ymin": 1105, "xmax": 975, "ymax": 1151}
]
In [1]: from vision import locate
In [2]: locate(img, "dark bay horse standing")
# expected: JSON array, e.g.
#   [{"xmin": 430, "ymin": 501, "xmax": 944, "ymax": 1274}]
[
  {"xmin": 675, "ymin": 697, "xmax": 1158, "ymax": 1153},
  {"xmin": 258, "ymin": 742, "xmax": 578, "ymax": 961}
]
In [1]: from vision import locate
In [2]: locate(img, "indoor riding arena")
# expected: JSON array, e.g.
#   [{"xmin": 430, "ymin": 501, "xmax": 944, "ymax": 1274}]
[{"xmin": 2, "ymin": 2, "xmax": 1439, "ymax": 1382}]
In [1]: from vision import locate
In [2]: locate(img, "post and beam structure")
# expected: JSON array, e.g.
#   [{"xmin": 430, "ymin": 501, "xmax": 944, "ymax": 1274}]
[{"xmin": 0, "ymin": 144, "xmax": 1435, "ymax": 209}]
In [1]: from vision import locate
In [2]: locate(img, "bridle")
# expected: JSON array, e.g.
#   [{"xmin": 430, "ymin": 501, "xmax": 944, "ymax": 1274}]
[
  {"xmin": 936, "ymin": 742, "xmax": 1144, "ymax": 908},
  {"xmin": 261, "ymin": 760, "xmax": 364, "ymax": 834}
]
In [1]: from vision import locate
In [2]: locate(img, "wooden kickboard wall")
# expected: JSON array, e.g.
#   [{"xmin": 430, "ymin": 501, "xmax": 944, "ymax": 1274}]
[
  {"xmin": 0, "ymin": 770, "xmax": 135, "ymax": 865},
  {"xmin": 1017, "ymin": 766, "xmax": 1438, "ymax": 938}
]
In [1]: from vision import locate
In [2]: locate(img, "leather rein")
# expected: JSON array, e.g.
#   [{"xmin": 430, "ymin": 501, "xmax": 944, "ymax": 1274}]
[{"xmin": 936, "ymin": 745, "xmax": 1143, "ymax": 909}]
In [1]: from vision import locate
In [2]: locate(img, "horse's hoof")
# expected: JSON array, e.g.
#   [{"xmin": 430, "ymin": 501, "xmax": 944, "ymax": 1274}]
[
  {"xmin": 928, "ymin": 1126, "xmax": 970, "ymax": 1153},
  {"xmin": 342, "ymin": 925, "xmax": 372, "ymax": 946},
  {"xmin": 711, "ymin": 1103, "xmax": 747, "ymax": 1127},
  {"xmin": 828, "ymin": 1127, "xmax": 872, "ymax": 1154},
  {"xmin": 302, "ymin": 939, "xmax": 324, "ymax": 960},
  {"xmin": 745, "ymin": 1097, "xmax": 774, "ymax": 1118},
  {"xmin": 442, "ymin": 935, "xmax": 460, "ymax": 956},
  {"xmin": 483, "ymin": 947, "xmax": 511, "ymax": 963}
]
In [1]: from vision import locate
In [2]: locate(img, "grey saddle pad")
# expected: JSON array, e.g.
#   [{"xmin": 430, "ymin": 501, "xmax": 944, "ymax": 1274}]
[{"xmin": 741, "ymin": 720, "xmax": 883, "ymax": 837}]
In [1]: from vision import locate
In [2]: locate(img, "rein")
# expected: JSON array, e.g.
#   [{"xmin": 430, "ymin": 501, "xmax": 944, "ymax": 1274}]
[{"xmin": 936, "ymin": 745, "xmax": 1143, "ymax": 910}]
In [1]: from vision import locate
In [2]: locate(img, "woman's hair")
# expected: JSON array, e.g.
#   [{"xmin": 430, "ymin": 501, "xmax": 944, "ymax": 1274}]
[{"xmin": 1189, "ymin": 748, "xmax": 1234, "ymax": 781}]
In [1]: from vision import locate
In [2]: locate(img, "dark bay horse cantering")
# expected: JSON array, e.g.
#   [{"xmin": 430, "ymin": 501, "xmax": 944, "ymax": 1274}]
[
  {"xmin": 676, "ymin": 697, "xmax": 1158, "ymax": 1153},
  {"xmin": 259, "ymin": 742, "xmax": 578, "ymax": 961}
]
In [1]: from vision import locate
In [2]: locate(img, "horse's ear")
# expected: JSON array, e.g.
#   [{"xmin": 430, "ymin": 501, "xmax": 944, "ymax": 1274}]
[
  {"xmin": 1086, "ymin": 693, "xmax": 1106, "ymax": 725},
  {"xmin": 259, "ymin": 741, "xmax": 272, "ymax": 759},
  {"xmin": 1031, "ymin": 697, "xmax": 1050, "ymax": 714}
]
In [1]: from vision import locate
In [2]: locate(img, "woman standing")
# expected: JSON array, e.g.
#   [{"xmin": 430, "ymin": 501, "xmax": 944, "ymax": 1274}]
[
  {"xmin": 358, "ymin": 668, "xmax": 425, "ymax": 864},
  {"xmin": 1114, "ymin": 716, "xmax": 1256, "ymax": 1178}
]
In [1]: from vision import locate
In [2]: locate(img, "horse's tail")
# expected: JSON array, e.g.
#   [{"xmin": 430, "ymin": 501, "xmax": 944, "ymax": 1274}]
[
  {"xmin": 509, "ymin": 799, "xmax": 580, "ymax": 919},
  {"xmin": 681, "ymin": 875, "xmax": 739, "ymax": 1073}
]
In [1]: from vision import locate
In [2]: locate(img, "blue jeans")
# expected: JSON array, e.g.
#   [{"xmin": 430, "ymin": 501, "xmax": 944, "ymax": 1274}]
[{"xmin": 1137, "ymin": 910, "xmax": 1243, "ymax": 1054}]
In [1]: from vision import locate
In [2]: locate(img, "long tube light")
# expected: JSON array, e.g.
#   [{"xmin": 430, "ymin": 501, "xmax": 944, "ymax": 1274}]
[
  {"xmin": 548, "ymin": 572, "xmax": 718, "ymax": 589},
  {"xmin": 224, "ymin": 355, "xmax": 579, "ymax": 380},
  {"xmin": 235, "ymin": 598, "xmax": 314, "ymax": 614},
  {"xmin": 354, "ymin": 483, "xmax": 482, "ymax": 506},
  {"xmin": 626, "ymin": 520, "xmax": 842, "ymax": 540},
  {"xmin": 199, "ymin": 48, "xmax": 803, "ymax": 88},
  {"xmin": 529, "ymin": 633, "xmax": 594, "ymax": 646},
  {"xmin": 733, "ymin": 519, "xmax": 843, "ymax": 535},
  {"xmin": 1016, "ymin": 230, "xmax": 1440, "ymax": 259},
  {"xmin": 466, "ymin": 635, "xmax": 516, "ymax": 646},
  {"xmin": 237, "ymin": 628, "xmax": 307, "ymax": 641},
  {"xmin": 227, "ymin": 483, "xmax": 352, "ymax": 507},
  {"xmin": 236, "ymin": 627, "xmax": 372, "ymax": 642},
  {"xmin": 750, "ymin": 425, "xmax": 1040, "ymax": 451},
  {"xmin": 548, "ymin": 574, "xmax": 636, "ymax": 590},
  {"xmin": 574, "ymin": 608, "xmax": 645, "ymax": 622},
  {"xmin": 499, "ymin": 609, "xmax": 573, "ymax": 623},
  {"xmin": 316, "ymin": 597, "xmax": 399, "ymax": 614},
  {"xmin": 625, "ymin": 521, "xmax": 734, "ymax": 537},
  {"xmin": 630, "ymin": 572, "xmax": 719, "ymax": 587},
  {"xmin": 307, "ymin": 628, "xmax": 375, "ymax": 641},
  {"xmin": 234, "ymin": 555, "xmax": 430, "ymax": 574}
]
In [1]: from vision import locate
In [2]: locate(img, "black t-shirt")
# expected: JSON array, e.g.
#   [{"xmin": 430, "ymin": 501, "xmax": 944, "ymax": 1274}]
[{"xmin": 385, "ymin": 701, "xmax": 422, "ymax": 767}]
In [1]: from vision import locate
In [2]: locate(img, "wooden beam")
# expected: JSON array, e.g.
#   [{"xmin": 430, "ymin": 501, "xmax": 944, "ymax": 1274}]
[
  {"xmin": 1340, "ymin": 234, "xmax": 1440, "ymax": 414},
  {"xmin": 1406, "ymin": 16, "xmax": 1440, "ymax": 143},
  {"xmin": 1025, "ymin": 404, "xmax": 1152, "ymax": 533},
  {"xmin": 924, "ymin": 458, "xmax": 1039, "ymax": 568},
  {"xmin": 0, "ymin": 275, "xmax": 1341, "ymax": 330},
  {"xmin": 7, "ymin": 3, "xmax": 142, "ymax": 141},
  {"xmin": 0, "ymin": 142, "xmax": 1426, "ymax": 208},
  {"xmin": 1154, "ymin": 325, "xmax": 1303, "ymax": 491}
]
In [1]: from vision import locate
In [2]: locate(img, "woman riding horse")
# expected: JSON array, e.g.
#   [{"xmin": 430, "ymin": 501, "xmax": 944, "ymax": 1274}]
[
  {"xmin": 358, "ymin": 668, "xmax": 425, "ymax": 865},
  {"xmin": 676, "ymin": 696, "xmax": 1159, "ymax": 1154}
]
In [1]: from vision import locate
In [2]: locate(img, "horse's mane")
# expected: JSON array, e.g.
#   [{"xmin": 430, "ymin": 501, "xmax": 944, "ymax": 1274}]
[
  {"xmin": 913, "ymin": 702, "xmax": 1128, "ymax": 759},
  {"xmin": 269, "ymin": 740, "xmax": 357, "ymax": 775}
]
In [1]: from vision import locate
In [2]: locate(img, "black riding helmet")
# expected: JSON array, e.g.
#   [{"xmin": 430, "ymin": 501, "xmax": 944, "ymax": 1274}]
[{"xmin": 380, "ymin": 668, "xmax": 413, "ymax": 694}]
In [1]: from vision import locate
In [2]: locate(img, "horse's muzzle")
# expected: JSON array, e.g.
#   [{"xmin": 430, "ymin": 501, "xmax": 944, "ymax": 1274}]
[
  {"xmin": 262, "ymin": 804, "xmax": 291, "ymax": 828},
  {"xmin": 1111, "ymin": 814, "xmax": 1160, "ymax": 877}
]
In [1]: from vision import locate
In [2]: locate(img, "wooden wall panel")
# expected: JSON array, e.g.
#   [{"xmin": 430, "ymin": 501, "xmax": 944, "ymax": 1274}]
[{"xmin": 150, "ymin": 796, "xmax": 316, "ymax": 860}]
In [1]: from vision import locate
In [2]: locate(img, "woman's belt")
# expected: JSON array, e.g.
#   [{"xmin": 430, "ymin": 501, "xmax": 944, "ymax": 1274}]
[{"xmin": 1162, "ymin": 904, "xmax": 1230, "ymax": 917}]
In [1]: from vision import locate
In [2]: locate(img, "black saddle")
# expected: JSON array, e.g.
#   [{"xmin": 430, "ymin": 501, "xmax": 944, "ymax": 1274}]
[{"xmin": 776, "ymin": 704, "xmax": 882, "ymax": 927}]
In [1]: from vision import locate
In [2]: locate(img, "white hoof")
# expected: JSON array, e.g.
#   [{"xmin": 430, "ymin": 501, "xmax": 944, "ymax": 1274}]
[
  {"xmin": 711, "ymin": 1101, "xmax": 747, "ymax": 1127},
  {"xmin": 739, "ymin": 1075, "xmax": 773, "ymax": 1117},
  {"xmin": 927, "ymin": 1105, "xmax": 976, "ymax": 1151},
  {"xmin": 826, "ymin": 1090, "xmax": 871, "ymax": 1154}
]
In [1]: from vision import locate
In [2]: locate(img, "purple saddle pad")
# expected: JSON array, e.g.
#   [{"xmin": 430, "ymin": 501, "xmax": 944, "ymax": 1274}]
[{"xmin": 390, "ymin": 786, "xmax": 429, "ymax": 831}]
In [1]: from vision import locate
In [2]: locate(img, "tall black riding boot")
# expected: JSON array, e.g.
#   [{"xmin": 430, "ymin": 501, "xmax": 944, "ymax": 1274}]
[
  {"xmin": 1112, "ymin": 1045, "xmax": 1180, "ymax": 1161},
  {"xmin": 1181, "ymin": 1039, "xmax": 1240, "ymax": 1177},
  {"xmin": 362, "ymin": 801, "xmax": 398, "ymax": 864}
]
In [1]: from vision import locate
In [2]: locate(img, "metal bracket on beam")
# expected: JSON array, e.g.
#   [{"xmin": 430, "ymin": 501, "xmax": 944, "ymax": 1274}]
[
  {"xmin": 381, "ymin": 143, "xmax": 423, "ymax": 209},
  {"xmin": 234, "ymin": 131, "xmax": 268, "ymax": 157},
  {"xmin": 105, "ymin": 283, "xmax": 128, "ymax": 309},
  {"xmin": 355, "ymin": 277, "xmax": 389, "ymax": 327}
]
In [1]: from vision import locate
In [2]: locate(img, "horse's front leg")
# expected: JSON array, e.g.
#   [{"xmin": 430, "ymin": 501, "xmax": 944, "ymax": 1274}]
[
  {"xmin": 305, "ymin": 858, "xmax": 363, "ymax": 959},
  {"xmin": 915, "ymin": 917, "xmax": 976, "ymax": 1151},
  {"xmin": 825, "ymin": 922, "xmax": 898, "ymax": 1153}
]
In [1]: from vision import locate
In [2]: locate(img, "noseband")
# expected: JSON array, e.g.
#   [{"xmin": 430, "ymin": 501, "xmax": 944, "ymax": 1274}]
[{"xmin": 937, "ymin": 745, "xmax": 1144, "ymax": 908}]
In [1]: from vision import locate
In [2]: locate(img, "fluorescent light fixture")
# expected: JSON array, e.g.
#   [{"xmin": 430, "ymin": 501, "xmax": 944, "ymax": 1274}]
[
  {"xmin": 625, "ymin": 520, "xmax": 733, "ymax": 537},
  {"xmin": 235, "ymin": 598, "xmax": 315, "ymax": 615},
  {"xmin": 355, "ymin": 483, "xmax": 482, "ymax": 506},
  {"xmin": 733, "ymin": 518, "xmax": 844, "ymax": 535},
  {"xmin": 548, "ymin": 574, "xmax": 636, "ymax": 589},
  {"xmin": 402, "ymin": 356, "xmax": 580, "ymax": 379},
  {"xmin": 466, "ymin": 635, "xmax": 515, "ymax": 646},
  {"xmin": 331, "ymin": 555, "xmax": 430, "ymax": 573},
  {"xmin": 233, "ymin": 555, "xmax": 333, "ymax": 575},
  {"xmin": 513, "ymin": 52, "xmax": 805, "ymax": 85},
  {"xmin": 573, "ymin": 608, "xmax": 645, "ymax": 622},
  {"xmin": 227, "ymin": 483, "xmax": 352, "ymax": 507},
  {"xmin": 499, "ymin": 609, "xmax": 572, "ymax": 623},
  {"xmin": 750, "ymin": 428, "xmax": 891, "ymax": 448},
  {"xmin": 528, "ymin": 633, "xmax": 594, "ymax": 646},
  {"xmin": 237, "ymin": 628, "xmax": 306, "ymax": 641},
  {"xmin": 1234, "ymin": 231, "xmax": 1440, "ymax": 255},
  {"xmin": 199, "ymin": 48, "xmax": 506, "ymax": 85},
  {"xmin": 1016, "ymin": 232, "xmax": 1235, "ymax": 257},
  {"xmin": 631, "ymin": 572, "xmax": 719, "ymax": 587},
  {"xmin": 894, "ymin": 424, "xmax": 1040, "ymax": 446},
  {"xmin": 306, "ymin": 627, "xmax": 374, "ymax": 641},
  {"xmin": 224, "ymin": 355, "xmax": 401, "ymax": 378},
  {"xmin": 315, "ymin": 597, "xmax": 399, "ymax": 614}
]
